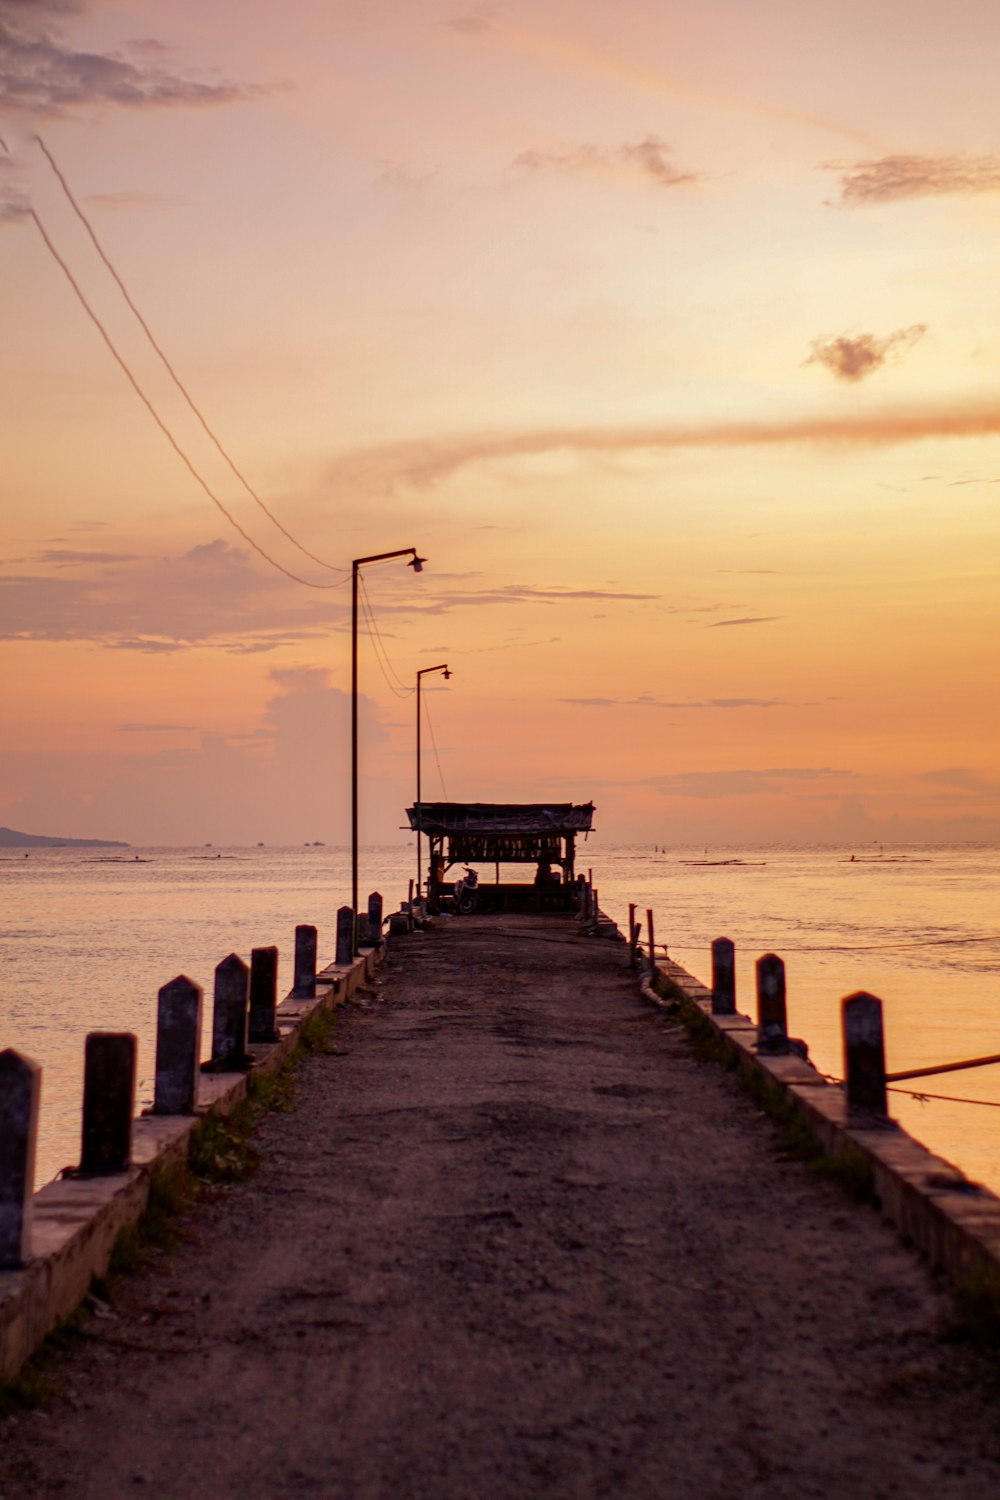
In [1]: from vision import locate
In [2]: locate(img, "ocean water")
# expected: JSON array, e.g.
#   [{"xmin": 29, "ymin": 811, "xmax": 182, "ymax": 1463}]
[{"xmin": 2, "ymin": 843, "xmax": 998, "ymax": 1195}]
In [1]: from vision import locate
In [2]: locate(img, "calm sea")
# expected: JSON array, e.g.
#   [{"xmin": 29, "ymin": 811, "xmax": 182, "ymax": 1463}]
[{"xmin": 2, "ymin": 843, "xmax": 998, "ymax": 1195}]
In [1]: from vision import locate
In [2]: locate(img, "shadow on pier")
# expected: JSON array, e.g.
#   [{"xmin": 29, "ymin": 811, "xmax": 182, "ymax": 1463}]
[{"xmin": 3, "ymin": 914, "xmax": 1000, "ymax": 1499}]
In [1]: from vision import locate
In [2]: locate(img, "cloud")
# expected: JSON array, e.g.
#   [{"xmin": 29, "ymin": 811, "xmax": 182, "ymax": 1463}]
[
  {"xmin": 118, "ymin": 723, "xmax": 199, "ymax": 733},
  {"xmin": 83, "ymin": 189, "xmax": 186, "ymax": 212},
  {"xmin": 0, "ymin": 1, "xmax": 255, "ymax": 115},
  {"xmin": 640, "ymin": 767, "xmax": 856, "ymax": 799},
  {"xmin": 708, "ymin": 616, "xmax": 780, "ymax": 628},
  {"xmin": 514, "ymin": 134, "xmax": 697, "ymax": 189},
  {"xmin": 327, "ymin": 401, "xmax": 1000, "ymax": 493},
  {"xmin": 445, "ymin": 3, "xmax": 501, "ymax": 34},
  {"xmin": 0, "ymin": 538, "xmax": 336, "ymax": 650},
  {"xmin": 826, "ymin": 153, "xmax": 1000, "ymax": 208},
  {"xmin": 806, "ymin": 326, "xmax": 927, "ymax": 382},
  {"xmin": 561, "ymin": 696, "xmax": 786, "ymax": 710},
  {"xmin": 0, "ymin": 150, "xmax": 31, "ymax": 226},
  {"xmin": 35, "ymin": 548, "xmax": 140, "ymax": 565},
  {"xmin": 920, "ymin": 768, "xmax": 1000, "ymax": 795}
]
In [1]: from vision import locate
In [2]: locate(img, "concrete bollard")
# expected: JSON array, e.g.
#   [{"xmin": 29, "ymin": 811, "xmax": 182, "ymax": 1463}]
[
  {"xmin": 646, "ymin": 908, "xmax": 656, "ymax": 973},
  {"xmin": 249, "ymin": 945, "xmax": 280, "ymax": 1043},
  {"xmin": 294, "ymin": 924, "xmax": 317, "ymax": 998},
  {"xmin": 153, "ymin": 976, "xmax": 203, "ymax": 1115},
  {"xmin": 336, "ymin": 905, "xmax": 354, "ymax": 966},
  {"xmin": 711, "ymin": 937, "xmax": 736, "ymax": 1015},
  {"xmin": 368, "ymin": 891, "xmax": 383, "ymax": 944},
  {"xmin": 843, "ymin": 991, "xmax": 888, "ymax": 1118},
  {"xmin": 80, "ymin": 1032, "xmax": 136, "ymax": 1174},
  {"xmin": 0, "ymin": 1048, "xmax": 41, "ymax": 1268},
  {"xmin": 756, "ymin": 954, "xmax": 788, "ymax": 1054},
  {"xmin": 628, "ymin": 903, "xmax": 637, "ymax": 967},
  {"xmin": 408, "ymin": 879, "xmax": 415, "ymax": 931},
  {"xmin": 592, "ymin": 887, "xmax": 599, "ymax": 927},
  {"xmin": 356, "ymin": 911, "xmax": 372, "ymax": 946},
  {"xmin": 212, "ymin": 954, "xmax": 249, "ymax": 1068}
]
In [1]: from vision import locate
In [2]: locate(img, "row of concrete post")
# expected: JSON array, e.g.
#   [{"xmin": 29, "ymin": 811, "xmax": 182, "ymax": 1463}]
[
  {"xmin": 0, "ymin": 893, "xmax": 384, "ymax": 1271},
  {"xmin": 634, "ymin": 910, "xmax": 890, "ymax": 1120}
]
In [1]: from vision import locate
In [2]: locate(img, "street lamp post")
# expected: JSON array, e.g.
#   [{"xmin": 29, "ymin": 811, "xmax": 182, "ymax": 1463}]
[
  {"xmin": 352, "ymin": 547, "xmax": 424, "ymax": 950},
  {"xmin": 416, "ymin": 663, "xmax": 451, "ymax": 903}
]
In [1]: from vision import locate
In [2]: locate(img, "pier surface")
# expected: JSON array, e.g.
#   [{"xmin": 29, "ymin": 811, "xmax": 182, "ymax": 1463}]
[{"xmin": 3, "ymin": 914, "xmax": 999, "ymax": 1498}]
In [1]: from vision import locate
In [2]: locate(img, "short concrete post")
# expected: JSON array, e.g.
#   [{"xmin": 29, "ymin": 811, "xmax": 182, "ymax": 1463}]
[
  {"xmin": 368, "ymin": 891, "xmax": 383, "ymax": 944},
  {"xmin": 408, "ymin": 878, "xmax": 415, "ymax": 930},
  {"xmin": 294, "ymin": 924, "xmax": 317, "ymax": 998},
  {"xmin": 80, "ymin": 1032, "xmax": 136, "ymax": 1174},
  {"xmin": 153, "ymin": 976, "xmax": 203, "ymax": 1114},
  {"xmin": 711, "ymin": 937, "xmax": 736, "ymax": 1015},
  {"xmin": 842, "ymin": 991, "xmax": 888, "ymax": 1117},
  {"xmin": 356, "ymin": 910, "xmax": 372, "ymax": 946},
  {"xmin": 646, "ymin": 908, "xmax": 656, "ymax": 973},
  {"xmin": 0, "ymin": 1048, "xmax": 41, "ymax": 1268},
  {"xmin": 628, "ymin": 903, "xmax": 637, "ymax": 967},
  {"xmin": 756, "ymin": 954, "xmax": 788, "ymax": 1054},
  {"xmin": 249, "ymin": 945, "xmax": 279, "ymax": 1043},
  {"xmin": 212, "ymin": 954, "xmax": 249, "ymax": 1068},
  {"xmin": 336, "ymin": 905, "xmax": 354, "ymax": 967},
  {"xmin": 592, "ymin": 887, "xmax": 599, "ymax": 927}
]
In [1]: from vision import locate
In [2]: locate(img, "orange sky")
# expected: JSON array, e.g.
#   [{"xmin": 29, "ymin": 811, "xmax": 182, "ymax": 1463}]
[{"xmin": 2, "ymin": 0, "xmax": 999, "ymax": 845}]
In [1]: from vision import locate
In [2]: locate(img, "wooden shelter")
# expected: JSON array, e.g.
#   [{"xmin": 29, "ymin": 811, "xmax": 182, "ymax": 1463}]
[{"xmin": 405, "ymin": 801, "xmax": 595, "ymax": 913}]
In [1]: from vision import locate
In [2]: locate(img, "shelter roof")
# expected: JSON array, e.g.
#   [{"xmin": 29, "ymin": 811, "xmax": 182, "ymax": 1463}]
[{"xmin": 406, "ymin": 802, "xmax": 594, "ymax": 837}]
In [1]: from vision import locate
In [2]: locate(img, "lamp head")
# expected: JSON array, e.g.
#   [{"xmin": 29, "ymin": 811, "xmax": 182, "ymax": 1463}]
[
  {"xmin": 443, "ymin": 667, "xmax": 452, "ymax": 680},
  {"xmin": 409, "ymin": 554, "xmax": 426, "ymax": 573}
]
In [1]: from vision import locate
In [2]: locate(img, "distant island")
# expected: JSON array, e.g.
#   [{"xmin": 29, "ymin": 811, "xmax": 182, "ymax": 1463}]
[{"xmin": 0, "ymin": 826, "xmax": 129, "ymax": 849}]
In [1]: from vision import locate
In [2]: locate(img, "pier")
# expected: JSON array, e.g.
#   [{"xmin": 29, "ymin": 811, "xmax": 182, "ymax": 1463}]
[{"xmin": 3, "ymin": 906, "xmax": 1000, "ymax": 1498}]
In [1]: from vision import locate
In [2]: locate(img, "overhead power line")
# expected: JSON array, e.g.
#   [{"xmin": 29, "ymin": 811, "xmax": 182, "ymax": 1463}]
[
  {"xmin": 34, "ymin": 135, "xmax": 348, "ymax": 580},
  {"xmin": 421, "ymin": 688, "xmax": 450, "ymax": 799},
  {"xmin": 358, "ymin": 574, "xmax": 415, "ymax": 699}
]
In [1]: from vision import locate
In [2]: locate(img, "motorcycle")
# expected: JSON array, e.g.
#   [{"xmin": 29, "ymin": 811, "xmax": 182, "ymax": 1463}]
[{"xmin": 453, "ymin": 866, "xmax": 479, "ymax": 915}]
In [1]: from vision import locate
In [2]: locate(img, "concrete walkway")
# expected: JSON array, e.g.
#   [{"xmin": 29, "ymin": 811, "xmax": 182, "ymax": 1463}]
[{"xmin": 2, "ymin": 915, "xmax": 999, "ymax": 1499}]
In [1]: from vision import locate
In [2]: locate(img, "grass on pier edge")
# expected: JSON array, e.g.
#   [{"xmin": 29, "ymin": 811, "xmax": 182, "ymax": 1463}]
[
  {"xmin": 648, "ymin": 968, "xmax": 1000, "ymax": 1352},
  {"xmin": 0, "ymin": 1002, "xmax": 342, "ymax": 1414}
]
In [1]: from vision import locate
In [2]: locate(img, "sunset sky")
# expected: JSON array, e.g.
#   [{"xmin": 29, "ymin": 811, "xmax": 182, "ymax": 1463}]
[{"xmin": 2, "ymin": 0, "xmax": 999, "ymax": 847}]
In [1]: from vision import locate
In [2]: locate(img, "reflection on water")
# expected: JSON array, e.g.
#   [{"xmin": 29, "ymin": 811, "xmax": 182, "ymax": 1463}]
[{"xmin": 1, "ymin": 843, "xmax": 998, "ymax": 1195}]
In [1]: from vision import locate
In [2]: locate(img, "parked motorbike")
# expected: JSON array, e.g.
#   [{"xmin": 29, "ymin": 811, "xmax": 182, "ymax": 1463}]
[{"xmin": 453, "ymin": 866, "xmax": 479, "ymax": 914}]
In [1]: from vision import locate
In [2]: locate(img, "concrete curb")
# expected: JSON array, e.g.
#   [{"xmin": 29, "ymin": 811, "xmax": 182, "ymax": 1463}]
[
  {"xmin": 0, "ymin": 945, "xmax": 382, "ymax": 1383},
  {"xmin": 641, "ymin": 955, "xmax": 1000, "ymax": 1290}
]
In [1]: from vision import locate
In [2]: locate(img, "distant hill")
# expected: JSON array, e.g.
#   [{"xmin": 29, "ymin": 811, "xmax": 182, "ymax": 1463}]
[{"xmin": 0, "ymin": 826, "xmax": 129, "ymax": 849}]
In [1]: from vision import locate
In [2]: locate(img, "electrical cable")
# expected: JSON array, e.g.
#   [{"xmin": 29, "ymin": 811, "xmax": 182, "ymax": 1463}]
[
  {"xmin": 358, "ymin": 575, "xmax": 415, "ymax": 699},
  {"xmin": 358, "ymin": 575, "xmax": 415, "ymax": 697},
  {"xmin": 421, "ymin": 688, "xmax": 449, "ymax": 799},
  {"xmin": 25, "ymin": 205, "xmax": 344, "ymax": 590},
  {"xmin": 34, "ymin": 134, "xmax": 348, "ymax": 579}
]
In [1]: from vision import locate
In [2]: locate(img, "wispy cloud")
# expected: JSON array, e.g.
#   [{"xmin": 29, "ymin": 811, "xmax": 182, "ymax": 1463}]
[
  {"xmin": 641, "ymin": 767, "xmax": 856, "ymax": 799},
  {"xmin": 327, "ymin": 403, "xmax": 1000, "ymax": 493},
  {"xmin": 708, "ymin": 616, "xmax": 780, "ymax": 629},
  {"xmin": 0, "ymin": 0, "xmax": 256, "ymax": 115},
  {"xmin": 806, "ymin": 326, "xmax": 927, "ymax": 382},
  {"xmin": 514, "ymin": 134, "xmax": 698, "ymax": 189},
  {"xmin": 562, "ymin": 696, "xmax": 787, "ymax": 710},
  {"xmin": 0, "ymin": 539, "xmax": 335, "ymax": 651},
  {"xmin": 445, "ymin": 3, "xmax": 501, "ymax": 35},
  {"xmin": 83, "ymin": 190, "xmax": 186, "ymax": 212},
  {"xmin": 826, "ymin": 153, "xmax": 1000, "ymax": 207},
  {"xmin": 35, "ymin": 548, "xmax": 140, "ymax": 565},
  {"xmin": 920, "ymin": 767, "xmax": 1000, "ymax": 795},
  {"xmin": 118, "ymin": 723, "xmax": 199, "ymax": 733}
]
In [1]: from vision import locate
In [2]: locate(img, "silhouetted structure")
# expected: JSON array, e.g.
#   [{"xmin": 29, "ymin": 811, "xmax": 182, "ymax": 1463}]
[{"xmin": 406, "ymin": 801, "xmax": 594, "ymax": 912}]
